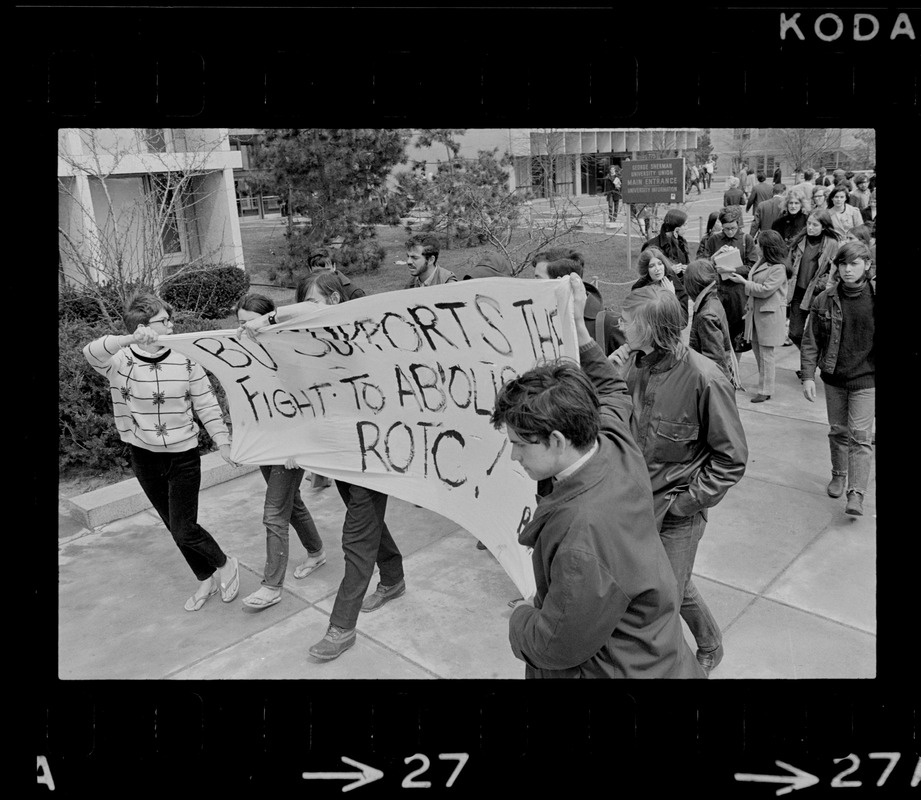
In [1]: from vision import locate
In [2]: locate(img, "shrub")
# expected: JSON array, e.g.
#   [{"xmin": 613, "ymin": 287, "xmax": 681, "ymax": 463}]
[
  {"xmin": 60, "ymin": 314, "xmax": 235, "ymax": 475},
  {"xmin": 161, "ymin": 264, "xmax": 250, "ymax": 319},
  {"xmin": 337, "ymin": 238, "xmax": 386, "ymax": 273}
]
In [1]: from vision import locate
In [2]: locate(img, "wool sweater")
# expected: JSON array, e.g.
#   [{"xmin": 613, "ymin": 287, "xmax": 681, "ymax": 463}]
[
  {"xmin": 823, "ymin": 282, "xmax": 875, "ymax": 390},
  {"xmin": 84, "ymin": 336, "xmax": 230, "ymax": 453}
]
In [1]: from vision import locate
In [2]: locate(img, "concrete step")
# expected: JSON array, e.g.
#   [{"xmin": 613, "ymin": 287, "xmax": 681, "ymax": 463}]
[{"xmin": 65, "ymin": 452, "xmax": 258, "ymax": 530}]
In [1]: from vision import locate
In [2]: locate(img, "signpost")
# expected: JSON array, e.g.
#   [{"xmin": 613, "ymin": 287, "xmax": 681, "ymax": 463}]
[{"xmin": 620, "ymin": 157, "xmax": 686, "ymax": 269}]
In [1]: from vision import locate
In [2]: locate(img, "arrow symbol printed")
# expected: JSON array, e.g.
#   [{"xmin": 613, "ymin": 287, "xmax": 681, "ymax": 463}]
[
  {"xmin": 303, "ymin": 756, "xmax": 384, "ymax": 792},
  {"xmin": 735, "ymin": 760, "xmax": 820, "ymax": 796}
]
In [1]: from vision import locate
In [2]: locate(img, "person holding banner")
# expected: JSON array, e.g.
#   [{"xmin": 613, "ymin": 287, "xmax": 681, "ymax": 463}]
[
  {"xmin": 83, "ymin": 293, "xmax": 241, "ymax": 613},
  {"xmin": 491, "ymin": 275, "xmax": 705, "ymax": 679},
  {"xmin": 235, "ymin": 294, "xmax": 328, "ymax": 611},
  {"xmin": 299, "ymin": 271, "xmax": 407, "ymax": 661},
  {"xmin": 610, "ymin": 285, "xmax": 748, "ymax": 675}
]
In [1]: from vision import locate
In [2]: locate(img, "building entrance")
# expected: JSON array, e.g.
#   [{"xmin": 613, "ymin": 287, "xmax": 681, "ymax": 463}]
[{"xmin": 582, "ymin": 154, "xmax": 624, "ymax": 195}]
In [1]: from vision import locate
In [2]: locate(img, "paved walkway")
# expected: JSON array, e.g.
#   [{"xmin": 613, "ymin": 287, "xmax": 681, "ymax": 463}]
[{"xmin": 58, "ymin": 342, "xmax": 876, "ymax": 680}]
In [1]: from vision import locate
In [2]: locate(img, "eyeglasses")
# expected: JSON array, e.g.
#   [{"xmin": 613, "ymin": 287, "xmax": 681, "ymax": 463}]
[{"xmin": 149, "ymin": 315, "xmax": 172, "ymax": 325}]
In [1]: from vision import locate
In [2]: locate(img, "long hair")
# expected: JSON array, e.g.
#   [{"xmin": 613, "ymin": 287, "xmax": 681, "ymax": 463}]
[
  {"xmin": 683, "ymin": 259, "xmax": 720, "ymax": 300},
  {"xmin": 757, "ymin": 230, "xmax": 789, "ymax": 266},
  {"xmin": 620, "ymin": 284, "xmax": 687, "ymax": 359},
  {"xmin": 636, "ymin": 247, "xmax": 675, "ymax": 280},
  {"xmin": 791, "ymin": 209, "xmax": 839, "ymax": 249},
  {"xmin": 660, "ymin": 208, "xmax": 688, "ymax": 234}
]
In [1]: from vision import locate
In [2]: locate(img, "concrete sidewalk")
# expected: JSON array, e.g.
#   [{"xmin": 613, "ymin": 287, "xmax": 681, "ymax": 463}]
[{"xmin": 58, "ymin": 344, "xmax": 876, "ymax": 680}]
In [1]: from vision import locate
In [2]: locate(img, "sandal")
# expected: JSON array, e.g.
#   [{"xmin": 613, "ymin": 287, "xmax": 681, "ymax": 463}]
[
  {"xmin": 294, "ymin": 552, "xmax": 327, "ymax": 579},
  {"xmin": 242, "ymin": 587, "xmax": 282, "ymax": 612},
  {"xmin": 219, "ymin": 556, "xmax": 240, "ymax": 603},
  {"xmin": 184, "ymin": 578, "xmax": 218, "ymax": 612}
]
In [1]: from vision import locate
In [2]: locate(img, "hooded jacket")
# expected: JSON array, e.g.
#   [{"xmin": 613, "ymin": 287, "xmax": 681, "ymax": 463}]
[{"xmin": 508, "ymin": 341, "xmax": 705, "ymax": 679}]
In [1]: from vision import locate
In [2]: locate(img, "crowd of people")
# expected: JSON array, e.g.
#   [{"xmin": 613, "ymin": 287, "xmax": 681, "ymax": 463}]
[{"xmin": 82, "ymin": 162, "xmax": 874, "ymax": 678}]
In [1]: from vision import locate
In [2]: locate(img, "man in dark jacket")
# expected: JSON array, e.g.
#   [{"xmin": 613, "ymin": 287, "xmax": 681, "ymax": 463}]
[
  {"xmin": 611, "ymin": 285, "xmax": 748, "ymax": 675},
  {"xmin": 532, "ymin": 248, "xmax": 626, "ymax": 355},
  {"xmin": 745, "ymin": 172, "xmax": 774, "ymax": 215},
  {"xmin": 749, "ymin": 183, "xmax": 787, "ymax": 240},
  {"xmin": 491, "ymin": 275, "xmax": 704, "ymax": 679}
]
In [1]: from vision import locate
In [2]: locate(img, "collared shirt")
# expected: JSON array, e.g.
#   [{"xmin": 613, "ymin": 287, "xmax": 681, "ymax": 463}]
[{"xmin": 553, "ymin": 441, "xmax": 599, "ymax": 483}]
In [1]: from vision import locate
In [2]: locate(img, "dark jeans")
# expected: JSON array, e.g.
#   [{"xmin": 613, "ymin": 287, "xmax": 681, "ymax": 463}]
[
  {"xmin": 130, "ymin": 445, "xmax": 227, "ymax": 581},
  {"xmin": 259, "ymin": 465, "xmax": 323, "ymax": 588},
  {"xmin": 659, "ymin": 510, "xmax": 721, "ymax": 654},
  {"xmin": 329, "ymin": 481, "xmax": 403, "ymax": 631}
]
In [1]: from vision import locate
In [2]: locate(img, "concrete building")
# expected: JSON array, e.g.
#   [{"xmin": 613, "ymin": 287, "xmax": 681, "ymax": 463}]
[
  {"xmin": 58, "ymin": 128, "xmax": 244, "ymax": 287},
  {"xmin": 709, "ymin": 128, "xmax": 871, "ymax": 181},
  {"xmin": 404, "ymin": 128, "xmax": 700, "ymax": 198}
]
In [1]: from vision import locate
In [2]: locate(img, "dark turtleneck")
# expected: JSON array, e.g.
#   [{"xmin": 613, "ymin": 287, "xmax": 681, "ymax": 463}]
[
  {"xmin": 797, "ymin": 233, "xmax": 823, "ymax": 289},
  {"xmin": 822, "ymin": 279, "xmax": 874, "ymax": 389}
]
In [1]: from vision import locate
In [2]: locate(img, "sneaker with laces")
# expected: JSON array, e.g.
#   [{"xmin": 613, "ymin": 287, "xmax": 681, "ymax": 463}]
[
  {"xmin": 308, "ymin": 625, "xmax": 356, "ymax": 661},
  {"xmin": 826, "ymin": 474, "xmax": 846, "ymax": 498},
  {"xmin": 845, "ymin": 491, "xmax": 864, "ymax": 516},
  {"xmin": 361, "ymin": 579, "xmax": 406, "ymax": 613}
]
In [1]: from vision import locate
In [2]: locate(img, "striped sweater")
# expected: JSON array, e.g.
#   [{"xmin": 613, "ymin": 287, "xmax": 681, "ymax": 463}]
[{"xmin": 83, "ymin": 335, "xmax": 230, "ymax": 453}]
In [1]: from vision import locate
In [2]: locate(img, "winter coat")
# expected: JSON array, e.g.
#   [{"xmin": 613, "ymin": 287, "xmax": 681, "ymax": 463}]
[
  {"xmin": 723, "ymin": 187, "xmax": 744, "ymax": 207},
  {"xmin": 508, "ymin": 341, "xmax": 705, "ymax": 679},
  {"xmin": 740, "ymin": 260, "xmax": 788, "ymax": 347},
  {"xmin": 800, "ymin": 278, "xmax": 876, "ymax": 381},
  {"xmin": 337, "ymin": 274, "xmax": 366, "ymax": 302},
  {"xmin": 750, "ymin": 196, "xmax": 785, "ymax": 239},
  {"xmin": 771, "ymin": 211, "xmax": 808, "ymax": 245},
  {"xmin": 641, "ymin": 231, "xmax": 690, "ymax": 265},
  {"xmin": 701, "ymin": 230, "xmax": 757, "ymax": 344},
  {"xmin": 828, "ymin": 204, "xmax": 864, "ymax": 238},
  {"xmin": 622, "ymin": 346, "xmax": 748, "ymax": 528},
  {"xmin": 688, "ymin": 283, "xmax": 734, "ymax": 382},
  {"xmin": 788, "ymin": 234, "xmax": 839, "ymax": 309},
  {"xmin": 745, "ymin": 181, "xmax": 773, "ymax": 213}
]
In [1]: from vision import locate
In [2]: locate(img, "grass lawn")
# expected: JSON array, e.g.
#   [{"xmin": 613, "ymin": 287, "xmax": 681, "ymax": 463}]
[{"xmin": 240, "ymin": 216, "xmax": 648, "ymax": 316}]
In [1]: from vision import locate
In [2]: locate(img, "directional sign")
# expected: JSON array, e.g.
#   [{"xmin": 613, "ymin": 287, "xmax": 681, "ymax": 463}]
[
  {"xmin": 734, "ymin": 760, "xmax": 820, "ymax": 796},
  {"xmin": 303, "ymin": 756, "xmax": 384, "ymax": 792},
  {"xmin": 621, "ymin": 158, "xmax": 685, "ymax": 204}
]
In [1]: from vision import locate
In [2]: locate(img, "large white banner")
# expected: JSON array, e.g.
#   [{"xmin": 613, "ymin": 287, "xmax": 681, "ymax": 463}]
[{"xmin": 163, "ymin": 277, "xmax": 578, "ymax": 599}]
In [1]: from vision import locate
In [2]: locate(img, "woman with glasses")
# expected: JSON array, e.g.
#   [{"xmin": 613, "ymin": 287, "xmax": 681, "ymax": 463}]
[{"xmin": 83, "ymin": 293, "xmax": 240, "ymax": 612}]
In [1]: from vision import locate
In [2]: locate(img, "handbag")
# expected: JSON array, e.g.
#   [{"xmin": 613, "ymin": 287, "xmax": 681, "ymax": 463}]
[{"xmin": 732, "ymin": 331, "xmax": 752, "ymax": 353}]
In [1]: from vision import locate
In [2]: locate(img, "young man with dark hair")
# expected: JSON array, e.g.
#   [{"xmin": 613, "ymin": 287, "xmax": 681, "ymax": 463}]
[
  {"xmin": 490, "ymin": 275, "xmax": 704, "ymax": 679},
  {"xmin": 745, "ymin": 171, "xmax": 774, "ymax": 214},
  {"xmin": 405, "ymin": 235, "xmax": 457, "ymax": 288}
]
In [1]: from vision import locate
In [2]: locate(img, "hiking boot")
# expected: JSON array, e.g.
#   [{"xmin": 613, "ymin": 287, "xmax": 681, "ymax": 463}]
[
  {"xmin": 826, "ymin": 474, "xmax": 846, "ymax": 498},
  {"xmin": 361, "ymin": 579, "xmax": 406, "ymax": 613},
  {"xmin": 845, "ymin": 491, "xmax": 864, "ymax": 516},
  {"xmin": 696, "ymin": 644, "xmax": 724, "ymax": 677},
  {"xmin": 308, "ymin": 625, "xmax": 356, "ymax": 661}
]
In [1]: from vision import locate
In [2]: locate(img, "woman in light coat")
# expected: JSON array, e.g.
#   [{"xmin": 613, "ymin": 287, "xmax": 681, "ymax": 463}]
[
  {"xmin": 826, "ymin": 184, "xmax": 863, "ymax": 237},
  {"xmin": 726, "ymin": 230, "xmax": 789, "ymax": 402}
]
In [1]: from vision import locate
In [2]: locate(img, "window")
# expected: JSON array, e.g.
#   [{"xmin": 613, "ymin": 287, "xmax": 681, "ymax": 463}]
[
  {"xmin": 146, "ymin": 175, "xmax": 185, "ymax": 260},
  {"xmin": 144, "ymin": 129, "xmax": 167, "ymax": 153},
  {"xmin": 732, "ymin": 128, "xmax": 751, "ymax": 141}
]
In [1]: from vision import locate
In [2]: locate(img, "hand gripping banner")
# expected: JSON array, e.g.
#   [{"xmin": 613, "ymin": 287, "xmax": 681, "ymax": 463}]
[{"xmin": 163, "ymin": 277, "xmax": 578, "ymax": 599}]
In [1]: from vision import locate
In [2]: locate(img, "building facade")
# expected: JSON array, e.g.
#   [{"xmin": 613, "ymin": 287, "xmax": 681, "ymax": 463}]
[
  {"xmin": 709, "ymin": 128, "xmax": 872, "ymax": 180},
  {"xmin": 58, "ymin": 128, "xmax": 244, "ymax": 287},
  {"xmin": 404, "ymin": 128, "xmax": 700, "ymax": 198}
]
